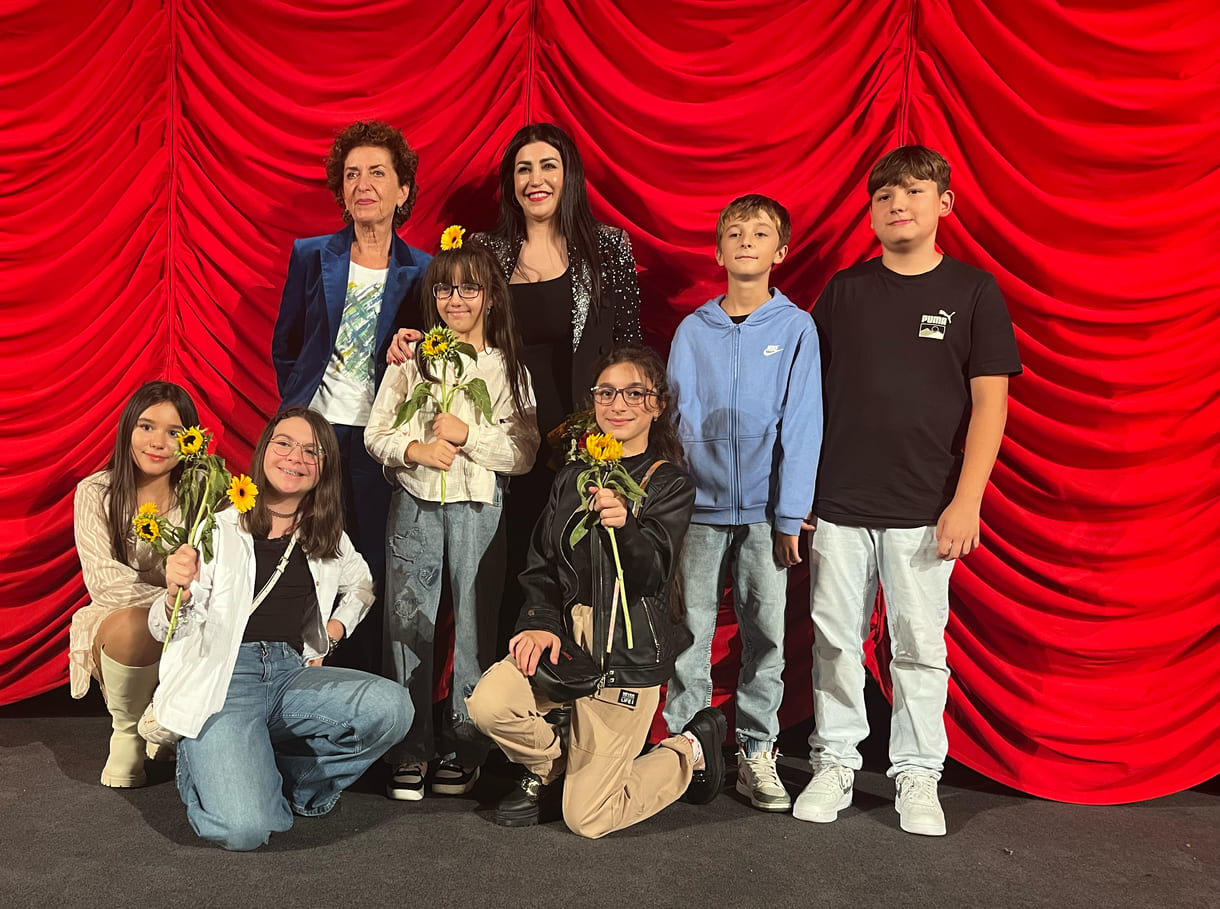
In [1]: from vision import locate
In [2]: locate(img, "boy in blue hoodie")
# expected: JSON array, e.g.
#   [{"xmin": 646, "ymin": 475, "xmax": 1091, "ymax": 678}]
[{"xmin": 663, "ymin": 194, "xmax": 822, "ymax": 812}]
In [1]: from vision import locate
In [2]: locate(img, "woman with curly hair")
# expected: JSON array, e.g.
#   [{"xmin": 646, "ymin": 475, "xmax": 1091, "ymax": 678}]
[{"xmin": 273, "ymin": 120, "xmax": 431, "ymax": 671}]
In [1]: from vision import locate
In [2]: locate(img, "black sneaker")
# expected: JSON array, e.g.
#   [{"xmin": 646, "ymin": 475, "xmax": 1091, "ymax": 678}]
[
  {"xmin": 432, "ymin": 759, "xmax": 480, "ymax": 795},
  {"xmin": 386, "ymin": 761, "xmax": 426, "ymax": 801},
  {"xmin": 681, "ymin": 707, "xmax": 727, "ymax": 804},
  {"xmin": 493, "ymin": 771, "xmax": 560, "ymax": 827}
]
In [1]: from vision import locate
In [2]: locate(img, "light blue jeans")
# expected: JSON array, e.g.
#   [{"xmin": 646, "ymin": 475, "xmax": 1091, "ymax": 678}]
[
  {"xmin": 384, "ymin": 486, "xmax": 504, "ymax": 767},
  {"xmin": 807, "ymin": 519, "xmax": 954, "ymax": 778},
  {"xmin": 663, "ymin": 522, "xmax": 789, "ymax": 753},
  {"xmin": 176, "ymin": 642, "xmax": 412, "ymax": 851}
]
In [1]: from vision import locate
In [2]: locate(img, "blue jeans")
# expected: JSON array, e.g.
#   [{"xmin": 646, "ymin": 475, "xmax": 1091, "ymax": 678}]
[
  {"xmin": 807, "ymin": 520, "xmax": 954, "ymax": 777},
  {"xmin": 662, "ymin": 522, "xmax": 789, "ymax": 753},
  {"xmin": 176, "ymin": 642, "xmax": 412, "ymax": 851},
  {"xmin": 384, "ymin": 486, "xmax": 504, "ymax": 766}
]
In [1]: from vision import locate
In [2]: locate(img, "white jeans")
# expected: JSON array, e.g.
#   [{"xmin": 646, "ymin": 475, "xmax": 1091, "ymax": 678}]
[{"xmin": 807, "ymin": 519, "xmax": 954, "ymax": 778}]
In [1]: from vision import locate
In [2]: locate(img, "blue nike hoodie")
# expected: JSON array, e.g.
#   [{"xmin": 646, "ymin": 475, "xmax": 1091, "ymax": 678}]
[{"xmin": 668, "ymin": 289, "xmax": 823, "ymax": 535}]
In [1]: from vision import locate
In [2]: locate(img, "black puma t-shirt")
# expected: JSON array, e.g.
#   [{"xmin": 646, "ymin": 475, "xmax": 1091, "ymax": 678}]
[{"xmin": 812, "ymin": 256, "xmax": 1022, "ymax": 527}]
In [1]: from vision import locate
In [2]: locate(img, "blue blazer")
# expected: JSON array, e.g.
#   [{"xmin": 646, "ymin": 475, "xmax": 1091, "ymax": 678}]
[{"xmin": 272, "ymin": 224, "xmax": 431, "ymax": 409}]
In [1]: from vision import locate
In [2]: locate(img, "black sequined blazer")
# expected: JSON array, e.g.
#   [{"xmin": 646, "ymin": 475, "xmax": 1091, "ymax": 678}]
[{"xmin": 471, "ymin": 224, "xmax": 643, "ymax": 407}]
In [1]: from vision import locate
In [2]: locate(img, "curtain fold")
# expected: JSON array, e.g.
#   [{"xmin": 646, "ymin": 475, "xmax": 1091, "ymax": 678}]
[{"xmin": 1, "ymin": 0, "xmax": 1216, "ymax": 804}]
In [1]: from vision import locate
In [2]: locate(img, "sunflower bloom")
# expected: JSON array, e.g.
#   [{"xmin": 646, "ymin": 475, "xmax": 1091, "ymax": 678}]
[
  {"xmin": 227, "ymin": 474, "xmax": 258, "ymax": 513},
  {"xmin": 132, "ymin": 515, "xmax": 161, "ymax": 543},
  {"xmin": 584, "ymin": 433, "xmax": 624, "ymax": 462},
  {"xmin": 440, "ymin": 224, "xmax": 466, "ymax": 250},
  {"xmin": 178, "ymin": 427, "xmax": 205, "ymax": 457},
  {"xmin": 137, "ymin": 501, "xmax": 159, "ymax": 517}
]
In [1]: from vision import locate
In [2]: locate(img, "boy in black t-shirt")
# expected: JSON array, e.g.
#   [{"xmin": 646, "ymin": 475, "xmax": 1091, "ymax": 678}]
[{"xmin": 794, "ymin": 147, "xmax": 1021, "ymax": 836}]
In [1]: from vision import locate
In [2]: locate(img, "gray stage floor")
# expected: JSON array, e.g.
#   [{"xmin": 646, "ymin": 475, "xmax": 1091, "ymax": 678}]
[{"xmin": 2, "ymin": 689, "xmax": 1216, "ymax": 909}]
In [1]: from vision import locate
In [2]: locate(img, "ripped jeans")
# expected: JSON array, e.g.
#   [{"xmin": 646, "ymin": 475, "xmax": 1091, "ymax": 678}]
[{"xmin": 384, "ymin": 485, "xmax": 504, "ymax": 767}]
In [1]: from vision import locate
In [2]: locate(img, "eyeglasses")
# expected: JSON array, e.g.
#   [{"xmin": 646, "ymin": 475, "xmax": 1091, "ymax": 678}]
[
  {"xmin": 269, "ymin": 438, "xmax": 323, "ymax": 463},
  {"xmin": 433, "ymin": 283, "xmax": 483, "ymax": 300},
  {"xmin": 590, "ymin": 385, "xmax": 657, "ymax": 407}
]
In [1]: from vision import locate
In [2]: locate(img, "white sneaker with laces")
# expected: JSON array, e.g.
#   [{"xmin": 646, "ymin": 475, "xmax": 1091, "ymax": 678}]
[
  {"xmin": 793, "ymin": 761, "xmax": 854, "ymax": 823},
  {"xmin": 735, "ymin": 748, "xmax": 791, "ymax": 812},
  {"xmin": 895, "ymin": 771, "xmax": 946, "ymax": 836}
]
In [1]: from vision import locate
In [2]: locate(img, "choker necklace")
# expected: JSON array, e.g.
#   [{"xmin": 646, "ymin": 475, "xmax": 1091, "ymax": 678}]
[{"xmin": 266, "ymin": 507, "xmax": 299, "ymax": 519}]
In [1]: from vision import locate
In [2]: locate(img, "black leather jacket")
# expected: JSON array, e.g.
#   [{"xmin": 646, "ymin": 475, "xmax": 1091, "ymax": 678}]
[{"xmin": 516, "ymin": 451, "xmax": 695, "ymax": 690}]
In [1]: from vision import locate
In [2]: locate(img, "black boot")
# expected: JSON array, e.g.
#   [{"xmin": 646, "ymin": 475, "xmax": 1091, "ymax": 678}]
[
  {"xmin": 681, "ymin": 706, "xmax": 727, "ymax": 804},
  {"xmin": 494, "ymin": 771, "xmax": 560, "ymax": 827}
]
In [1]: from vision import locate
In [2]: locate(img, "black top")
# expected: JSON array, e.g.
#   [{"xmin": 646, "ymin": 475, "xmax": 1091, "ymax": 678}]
[
  {"xmin": 812, "ymin": 256, "xmax": 1022, "ymax": 527},
  {"xmin": 512, "ymin": 270, "xmax": 575, "ymax": 445},
  {"xmin": 243, "ymin": 534, "xmax": 318, "ymax": 653}
]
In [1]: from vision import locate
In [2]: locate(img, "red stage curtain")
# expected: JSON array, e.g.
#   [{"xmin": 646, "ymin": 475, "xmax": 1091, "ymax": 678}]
[{"xmin": 1, "ymin": 0, "xmax": 1217, "ymax": 804}]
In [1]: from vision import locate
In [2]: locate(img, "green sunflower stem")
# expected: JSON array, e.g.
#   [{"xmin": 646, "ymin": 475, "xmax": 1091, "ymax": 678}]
[
  {"xmin": 161, "ymin": 589, "xmax": 184, "ymax": 655},
  {"xmin": 606, "ymin": 526, "xmax": 633, "ymax": 650}
]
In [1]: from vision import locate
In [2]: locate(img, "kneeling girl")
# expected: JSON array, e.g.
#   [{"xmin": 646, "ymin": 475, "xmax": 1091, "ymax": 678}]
[
  {"xmin": 466, "ymin": 343, "xmax": 726, "ymax": 838},
  {"xmin": 152, "ymin": 408, "xmax": 412, "ymax": 851}
]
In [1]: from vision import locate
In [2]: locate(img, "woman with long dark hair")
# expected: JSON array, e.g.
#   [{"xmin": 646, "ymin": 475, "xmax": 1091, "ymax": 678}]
[
  {"xmin": 72, "ymin": 380, "xmax": 199, "ymax": 787},
  {"xmin": 151, "ymin": 407, "xmax": 411, "ymax": 851},
  {"xmin": 389, "ymin": 123, "xmax": 643, "ymax": 641}
]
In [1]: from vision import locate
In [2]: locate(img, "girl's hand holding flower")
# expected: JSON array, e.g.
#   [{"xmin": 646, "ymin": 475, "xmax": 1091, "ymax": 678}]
[
  {"xmin": 432, "ymin": 412, "xmax": 469, "ymax": 447},
  {"xmin": 588, "ymin": 485, "xmax": 628, "ymax": 529},
  {"xmin": 165, "ymin": 544, "xmax": 200, "ymax": 615},
  {"xmin": 408, "ymin": 439, "xmax": 459, "ymax": 471}
]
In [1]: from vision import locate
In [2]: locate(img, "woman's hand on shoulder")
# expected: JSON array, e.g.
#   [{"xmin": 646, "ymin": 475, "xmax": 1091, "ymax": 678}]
[
  {"xmin": 588, "ymin": 485, "xmax": 627, "ymax": 529},
  {"xmin": 509, "ymin": 630, "xmax": 561, "ymax": 677},
  {"xmin": 386, "ymin": 328, "xmax": 422, "ymax": 365},
  {"xmin": 164, "ymin": 545, "xmax": 200, "ymax": 613}
]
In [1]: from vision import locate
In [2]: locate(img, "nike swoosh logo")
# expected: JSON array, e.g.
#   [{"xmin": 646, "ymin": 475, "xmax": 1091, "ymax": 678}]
[{"xmin": 763, "ymin": 345, "xmax": 783, "ymax": 357}]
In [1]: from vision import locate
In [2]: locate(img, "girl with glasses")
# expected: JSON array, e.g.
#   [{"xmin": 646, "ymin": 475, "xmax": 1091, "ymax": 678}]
[
  {"xmin": 151, "ymin": 407, "xmax": 411, "ymax": 850},
  {"xmin": 467, "ymin": 344, "xmax": 727, "ymax": 837},
  {"xmin": 365, "ymin": 234, "xmax": 539, "ymax": 802}
]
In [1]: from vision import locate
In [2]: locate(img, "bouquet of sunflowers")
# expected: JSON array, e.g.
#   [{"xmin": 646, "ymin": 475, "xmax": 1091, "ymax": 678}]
[{"xmin": 131, "ymin": 425, "xmax": 257, "ymax": 649}]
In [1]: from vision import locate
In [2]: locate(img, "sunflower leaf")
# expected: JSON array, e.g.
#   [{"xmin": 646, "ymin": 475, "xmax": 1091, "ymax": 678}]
[
  {"xmin": 393, "ymin": 383, "xmax": 435, "ymax": 428},
  {"xmin": 461, "ymin": 378, "xmax": 494, "ymax": 422}
]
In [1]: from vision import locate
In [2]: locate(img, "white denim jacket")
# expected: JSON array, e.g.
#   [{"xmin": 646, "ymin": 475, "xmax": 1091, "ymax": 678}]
[{"xmin": 147, "ymin": 508, "xmax": 373, "ymax": 738}]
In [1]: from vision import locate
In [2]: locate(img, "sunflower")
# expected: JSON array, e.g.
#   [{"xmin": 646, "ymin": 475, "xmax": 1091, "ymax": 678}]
[
  {"xmin": 420, "ymin": 327, "xmax": 455, "ymax": 360},
  {"xmin": 584, "ymin": 432, "xmax": 624, "ymax": 462},
  {"xmin": 227, "ymin": 474, "xmax": 258, "ymax": 513},
  {"xmin": 177, "ymin": 426, "xmax": 205, "ymax": 457},
  {"xmin": 137, "ymin": 501, "xmax": 159, "ymax": 517},
  {"xmin": 440, "ymin": 224, "xmax": 466, "ymax": 250},
  {"xmin": 132, "ymin": 514, "xmax": 161, "ymax": 543}
]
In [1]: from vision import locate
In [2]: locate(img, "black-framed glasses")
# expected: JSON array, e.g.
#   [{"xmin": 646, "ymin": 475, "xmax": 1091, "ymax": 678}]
[
  {"xmin": 590, "ymin": 385, "xmax": 657, "ymax": 407},
  {"xmin": 269, "ymin": 437, "xmax": 324, "ymax": 463},
  {"xmin": 433, "ymin": 283, "xmax": 483, "ymax": 300}
]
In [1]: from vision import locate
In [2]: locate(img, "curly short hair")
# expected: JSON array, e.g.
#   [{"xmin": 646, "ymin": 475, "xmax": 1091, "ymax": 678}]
[{"xmin": 324, "ymin": 120, "xmax": 419, "ymax": 229}]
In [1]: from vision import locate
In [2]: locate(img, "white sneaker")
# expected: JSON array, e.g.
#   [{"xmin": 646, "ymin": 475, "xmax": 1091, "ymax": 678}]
[
  {"xmin": 736, "ymin": 748, "xmax": 791, "ymax": 812},
  {"xmin": 895, "ymin": 771, "xmax": 946, "ymax": 836},
  {"xmin": 793, "ymin": 762, "xmax": 854, "ymax": 823}
]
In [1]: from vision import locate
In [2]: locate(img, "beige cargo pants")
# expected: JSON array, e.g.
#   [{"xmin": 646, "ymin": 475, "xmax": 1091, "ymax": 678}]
[{"xmin": 466, "ymin": 604, "xmax": 695, "ymax": 838}]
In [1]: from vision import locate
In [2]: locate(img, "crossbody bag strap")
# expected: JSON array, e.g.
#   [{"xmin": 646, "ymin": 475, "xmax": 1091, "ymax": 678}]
[
  {"xmin": 631, "ymin": 459, "xmax": 668, "ymax": 517},
  {"xmin": 249, "ymin": 531, "xmax": 298, "ymax": 614}
]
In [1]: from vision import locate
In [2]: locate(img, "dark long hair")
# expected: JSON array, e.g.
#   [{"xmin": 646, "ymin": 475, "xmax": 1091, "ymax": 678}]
[
  {"xmin": 494, "ymin": 122, "xmax": 603, "ymax": 308},
  {"xmin": 590, "ymin": 344, "xmax": 685, "ymax": 468},
  {"xmin": 241, "ymin": 407, "xmax": 345, "ymax": 559},
  {"xmin": 105, "ymin": 382, "xmax": 199, "ymax": 561},
  {"xmin": 416, "ymin": 243, "xmax": 531, "ymax": 422}
]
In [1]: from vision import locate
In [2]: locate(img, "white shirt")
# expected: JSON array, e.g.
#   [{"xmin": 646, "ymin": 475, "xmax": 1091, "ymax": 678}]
[
  {"xmin": 310, "ymin": 261, "xmax": 386, "ymax": 426},
  {"xmin": 364, "ymin": 347, "xmax": 539, "ymax": 504},
  {"xmin": 147, "ymin": 509, "xmax": 373, "ymax": 739}
]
